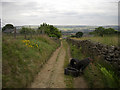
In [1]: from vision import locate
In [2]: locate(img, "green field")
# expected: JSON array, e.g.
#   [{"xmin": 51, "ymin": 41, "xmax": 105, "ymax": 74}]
[{"xmin": 71, "ymin": 35, "xmax": 118, "ymax": 46}]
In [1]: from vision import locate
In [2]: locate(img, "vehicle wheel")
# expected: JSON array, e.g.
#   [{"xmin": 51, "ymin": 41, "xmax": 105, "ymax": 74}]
[
  {"xmin": 64, "ymin": 67, "xmax": 80, "ymax": 77},
  {"xmin": 69, "ymin": 58, "xmax": 79, "ymax": 68}
]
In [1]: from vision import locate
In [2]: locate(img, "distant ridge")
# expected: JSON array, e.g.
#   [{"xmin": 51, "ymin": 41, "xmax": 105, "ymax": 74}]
[{"xmin": 14, "ymin": 25, "xmax": 118, "ymax": 33}]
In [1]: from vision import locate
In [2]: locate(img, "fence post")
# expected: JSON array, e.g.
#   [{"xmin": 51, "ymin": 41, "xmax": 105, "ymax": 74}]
[
  {"xmin": 14, "ymin": 27, "xmax": 16, "ymax": 39},
  {"xmin": 24, "ymin": 30, "xmax": 26, "ymax": 39},
  {"xmin": 31, "ymin": 32, "xmax": 32, "ymax": 39}
]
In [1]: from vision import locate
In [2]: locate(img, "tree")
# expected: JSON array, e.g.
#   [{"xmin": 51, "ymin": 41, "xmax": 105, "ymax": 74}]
[
  {"xmin": 20, "ymin": 27, "xmax": 29, "ymax": 34},
  {"xmin": 94, "ymin": 27, "xmax": 105, "ymax": 37},
  {"xmin": 2, "ymin": 24, "xmax": 14, "ymax": 32},
  {"xmin": 38, "ymin": 23, "xmax": 48, "ymax": 34},
  {"xmin": 103, "ymin": 28, "xmax": 115, "ymax": 35},
  {"xmin": 20, "ymin": 27, "xmax": 35, "ymax": 39},
  {"xmin": 93, "ymin": 27, "xmax": 115, "ymax": 36},
  {"xmin": 37, "ymin": 23, "xmax": 62, "ymax": 38},
  {"xmin": 76, "ymin": 32, "xmax": 83, "ymax": 38}
]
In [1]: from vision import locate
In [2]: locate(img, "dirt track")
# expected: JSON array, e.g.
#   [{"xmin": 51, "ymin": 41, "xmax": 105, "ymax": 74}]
[
  {"xmin": 30, "ymin": 42, "xmax": 66, "ymax": 88},
  {"xmin": 30, "ymin": 41, "xmax": 88, "ymax": 88}
]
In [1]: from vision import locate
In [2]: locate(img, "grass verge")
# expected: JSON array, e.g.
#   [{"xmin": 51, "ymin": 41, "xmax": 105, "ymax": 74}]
[
  {"xmin": 2, "ymin": 35, "xmax": 60, "ymax": 88},
  {"xmin": 69, "ymin": 42, "xmax": 120, "ymax": 88}
]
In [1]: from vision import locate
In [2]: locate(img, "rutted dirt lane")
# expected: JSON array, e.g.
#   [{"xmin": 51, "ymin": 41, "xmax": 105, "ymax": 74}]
[
  {"xmin": 30, "ymin": 41, "xmax": 88, "ymax": 88},
  {"xmin": 74, "ymin": 76, "xmax": 88, "ymax": 88},
  {"xmin": 30, "ymin": 42, "xmax": 66, "ymax": 88}
]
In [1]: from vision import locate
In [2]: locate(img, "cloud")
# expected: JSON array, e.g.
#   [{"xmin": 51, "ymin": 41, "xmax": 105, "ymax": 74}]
[{"xmin": 1, "ymin": 0, "xmax": 119, "ymax": 26}]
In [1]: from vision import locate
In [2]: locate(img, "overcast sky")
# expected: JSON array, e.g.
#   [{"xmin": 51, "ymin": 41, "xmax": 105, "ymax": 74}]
[{"xmin": 1, "ymin": 0, "xmax": 119, "ymax": 26}]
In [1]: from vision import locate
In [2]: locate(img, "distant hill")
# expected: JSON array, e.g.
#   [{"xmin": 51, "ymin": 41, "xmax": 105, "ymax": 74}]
[
  {"xmin": 54, "ymin": 25, "xmax": 118, "ymax": 33},
  {"xmin": 16, "ymin": 25, "xmax": 39, "ymax": 30},
  {"xmin": 15, "ymin": 25, "xmax": 118, "ymax": 33}
]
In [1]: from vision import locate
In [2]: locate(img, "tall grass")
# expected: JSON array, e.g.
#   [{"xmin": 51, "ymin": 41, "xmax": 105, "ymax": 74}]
[
  {"xmin": 69, "ymin": 42, "xmax": 120, "ymax": 88},
  {"xmin": 2, "ymin": 35, "xmax": 60, "ymax": 88},
  {"xmin": 69, "ymin": 43, "xmax": 103, "ymax": 88},
  {"xmin": 97, "ymin": 64, "xmax": 119, "ymax": 88},
  {"xmin": 71, "ymin": 35, "xmax": 118, "ymax": 46}
]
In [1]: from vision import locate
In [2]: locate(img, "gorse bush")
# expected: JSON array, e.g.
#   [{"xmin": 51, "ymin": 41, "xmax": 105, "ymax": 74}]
[{"xmin": 22, "ymin": 40, "xmax": 41, "ymax": 48}]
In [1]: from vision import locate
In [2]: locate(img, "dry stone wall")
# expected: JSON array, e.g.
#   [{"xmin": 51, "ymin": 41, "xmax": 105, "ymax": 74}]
[{"xmin": 67, "ymin": 38, "xmax": 120, "ymax": 76}]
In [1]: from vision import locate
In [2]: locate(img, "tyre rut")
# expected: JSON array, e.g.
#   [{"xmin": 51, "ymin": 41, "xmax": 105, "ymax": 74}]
[{"xmin": 30, "ymin": 42, "xmax": 66, "ymax": 88}]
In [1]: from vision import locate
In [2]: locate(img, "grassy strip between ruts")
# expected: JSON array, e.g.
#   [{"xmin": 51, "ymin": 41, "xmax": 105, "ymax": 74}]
[
  {"xmin": 2, "ymin": 35, "xmax": 60, "ymax": 88},
  {"xmin": 56, "ymin": 44, "xmax": 62, "ymax": 62},
  {"xmin": 62, "ymin": 40, "xmax": 74, "ymax": 88},
  {"xmin": 68, "ymin": 41, "xmax": 120, "ymax": 88}
]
